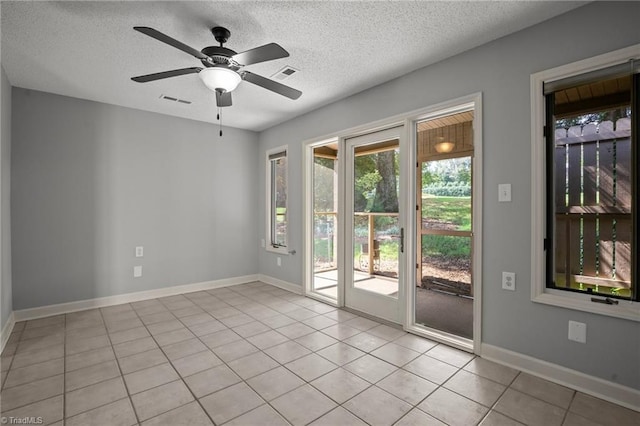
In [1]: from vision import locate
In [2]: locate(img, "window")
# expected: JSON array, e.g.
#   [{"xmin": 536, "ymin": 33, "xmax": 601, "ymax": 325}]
[
  {"xmin": 531, "ymin": 45, "xmax": 639, "ymax": 320},
  {"xmin": 267, "ymin": 148, "xmax": 288, "ymax": 251}
]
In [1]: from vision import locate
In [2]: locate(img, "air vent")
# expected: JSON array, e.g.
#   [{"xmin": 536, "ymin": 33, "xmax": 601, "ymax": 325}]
[
  {"xmin": 271, "ymin": 66, "xmax": 299, "ymax": 81},
  {"xmin": 159, "ymin": 94, "xmax": 192, "ymax": 105}
]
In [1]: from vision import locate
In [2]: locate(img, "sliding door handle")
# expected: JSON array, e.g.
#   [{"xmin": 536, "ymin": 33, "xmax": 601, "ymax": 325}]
[{"xmin": 400, "ymin": 228, "xmax": 404, "ymax": 253}]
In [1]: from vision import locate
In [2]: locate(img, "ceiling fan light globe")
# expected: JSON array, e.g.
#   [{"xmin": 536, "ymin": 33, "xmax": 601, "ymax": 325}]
[{"xmin": 199, "ymin": 67, "xmax": 242, "ymax": 93}]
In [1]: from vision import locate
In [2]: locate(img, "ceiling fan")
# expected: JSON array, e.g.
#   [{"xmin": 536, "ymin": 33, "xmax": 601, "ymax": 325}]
[{"xmin": 131, "ymin": 26, "xmax": 302, "ymax": 107}]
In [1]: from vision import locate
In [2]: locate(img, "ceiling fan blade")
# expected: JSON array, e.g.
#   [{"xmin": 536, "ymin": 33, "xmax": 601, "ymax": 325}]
[
  {"xmin": 134, "ymin": 26, "xmax": 209, "ymax": 60},
  {"xmin": 216, "ymin": 91, "xmax": 232, "ymax": 107},
  {"xmin": 232, "ymin": 43, "xmax": 289, "ymax": 66},
  {"xmin": 131, "ymin": 67, "xmax": 202, "ymax": 83},
  {"xmin": 242, "ymin": 71, "xmax": 302, "ymax": 100}
]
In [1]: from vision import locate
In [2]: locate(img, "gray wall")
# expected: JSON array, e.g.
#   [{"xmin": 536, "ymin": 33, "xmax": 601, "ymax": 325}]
[
  {"xmin": 11, "ymin": 89, "xmax": 259, "ymax": 310},
  {"xmin": 257, "ymin": 1, "xmax": 640, "ymax": 389},
  {"xmin": 1, "ymin": 66, "xmax": 12, "ymax": 329}
]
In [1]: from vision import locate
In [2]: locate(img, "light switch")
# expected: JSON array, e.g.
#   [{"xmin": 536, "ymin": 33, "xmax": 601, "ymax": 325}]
[
  {"xmin": 135, "ymin": 246, "xmax": 144, "ymax": 257},
  {"xmin": 498, "ymin": 184, "xmax": 512, "ymax": 202}
]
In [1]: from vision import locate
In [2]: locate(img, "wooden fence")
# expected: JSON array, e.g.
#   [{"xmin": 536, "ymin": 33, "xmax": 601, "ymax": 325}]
[{"xmin": 554, "ymin": 118, "xmax": 632, "ymax": 289}]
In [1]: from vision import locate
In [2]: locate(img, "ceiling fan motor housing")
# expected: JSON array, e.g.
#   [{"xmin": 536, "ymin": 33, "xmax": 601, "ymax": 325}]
[{"xmin": 200, "ymin": 46, "xmax": 237, "ymax": 67}]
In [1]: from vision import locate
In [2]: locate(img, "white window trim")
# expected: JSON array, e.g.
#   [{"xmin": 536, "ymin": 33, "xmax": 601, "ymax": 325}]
[
  {"xmin": 530, "ymin": 44, "xmax": 640, "ymax": 322},
  {"xmin": 266, "ymin": 145, "xmax": 289, "ymax": 255}
]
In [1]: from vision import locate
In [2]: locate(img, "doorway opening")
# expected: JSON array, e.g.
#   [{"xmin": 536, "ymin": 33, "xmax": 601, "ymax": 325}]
[{"xmin": 415, "ymin": 110, "xmax": 475, "ymax": 340}]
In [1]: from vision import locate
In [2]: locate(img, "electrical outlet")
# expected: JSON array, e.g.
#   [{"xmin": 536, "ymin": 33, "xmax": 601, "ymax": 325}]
[
  {"xmin": 277, "ymin": 257, "xmax": 282, "ymax": 267},
  {"xmin": 261, "ymin": 239, "xmax": 266, "ymax": 248},
  {"xmin": 568, "ymin": 321, "xmax": 587, "ymax": 343},
  {"xmin": 135, "ymin": 246, "xmax": 144, "ymax": 257},
  {"xmin": 502, "ymin": 272, "xmax": 515, "ymax": 291},
  {"xmin": 134, "ymin": 266, "xmax": 143, "ymax": 278}
]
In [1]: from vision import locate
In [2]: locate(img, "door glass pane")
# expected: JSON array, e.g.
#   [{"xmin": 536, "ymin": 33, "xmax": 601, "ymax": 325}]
[
  {"xmin": 313, "ymin": 147, "xmax": 338, "ymax": 299},
  {"xmin": 352, "ymin": 142, "xmax": 399, "ymax": 298}
]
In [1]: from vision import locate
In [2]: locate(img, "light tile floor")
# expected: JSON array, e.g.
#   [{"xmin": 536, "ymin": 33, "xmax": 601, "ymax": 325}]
[{"xmin": 1, "ymin": 282, "xmax": 638, "ymax": 426}]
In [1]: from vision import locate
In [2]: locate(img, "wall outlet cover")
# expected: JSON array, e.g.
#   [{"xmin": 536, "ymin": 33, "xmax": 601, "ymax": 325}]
[
  {"xmin": 568, "ymin": 321, "xmax": 587, "ymax": 343},
  {"xmin": 502, "ymin": 271, "xmax": 516, "ymax": 291},
  {"xmin": 134, "ymin": 266, "xmax": 143, "ymax": 278}
]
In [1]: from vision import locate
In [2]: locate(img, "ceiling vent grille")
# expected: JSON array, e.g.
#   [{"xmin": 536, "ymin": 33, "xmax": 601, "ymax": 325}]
[
  {"xmin": 271, "ymin": 66, "xmax": 299, "ymax": 81},
  {"xmin": 160, "ymin": 94, "xmax": 192, "ymax": 105}
]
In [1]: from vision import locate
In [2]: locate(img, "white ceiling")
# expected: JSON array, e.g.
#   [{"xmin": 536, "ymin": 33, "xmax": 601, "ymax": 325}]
[{"xmin": 1, "ymin": 1, "xmax": 585, "ymax": 132}]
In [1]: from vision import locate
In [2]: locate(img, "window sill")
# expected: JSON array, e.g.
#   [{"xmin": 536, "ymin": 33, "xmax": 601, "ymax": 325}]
[
  {"xmin": 266, "ymin": 245, "xmax": 289, "ymax": 255},
  {"xmin": 532, "ymin": 289, "xmax": 640, "ymax": 322}
]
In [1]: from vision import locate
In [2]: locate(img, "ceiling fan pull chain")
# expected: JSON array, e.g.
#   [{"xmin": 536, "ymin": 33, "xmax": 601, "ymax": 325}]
[{"xmin": 218, "ymin": 107, "xmax": 223, "ymax": 137}]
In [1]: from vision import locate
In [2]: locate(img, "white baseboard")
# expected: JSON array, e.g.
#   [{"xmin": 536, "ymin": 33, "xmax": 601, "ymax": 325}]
[
  {"xmin": 481, "ymin": 343, "xmax": 640, "ymax": 412},
  {"xmin": 1, "ymin": 311, "xmax": 16, "ymax": 353},
  {"xmin": 13, "ymin": 274, "xmax": 261, "ymax": 323},
  {"xmin": 258, "ymin": 274, "xmax": 302, "ymax": 295}
]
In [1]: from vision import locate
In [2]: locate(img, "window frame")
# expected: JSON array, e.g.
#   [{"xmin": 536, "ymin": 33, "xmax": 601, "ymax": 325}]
[
  {"xmin": 266, "ymin": 146, "xmax": 289, "ymax": 254},
  {"xmin": 530, "ymin": 44, "xmax": 640, "ymax": 321}
]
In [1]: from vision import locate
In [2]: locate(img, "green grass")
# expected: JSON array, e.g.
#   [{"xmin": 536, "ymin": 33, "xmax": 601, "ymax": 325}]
[
  {"xmin": 421, "ymin": 195, "xmax": 471, "ymax": 258},
  {"xmin": 422, "ymin": 196, "xmax": 471, "ymax": 231},
  {"xmin": 422, "ymin": 235, "xmax": 470, "ymax": 258}
]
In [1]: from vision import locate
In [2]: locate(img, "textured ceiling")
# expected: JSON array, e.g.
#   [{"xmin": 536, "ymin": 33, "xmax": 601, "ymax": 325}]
[{"xmin": 1, "ymin": 1, "xmax": 585, "ymax": 132}]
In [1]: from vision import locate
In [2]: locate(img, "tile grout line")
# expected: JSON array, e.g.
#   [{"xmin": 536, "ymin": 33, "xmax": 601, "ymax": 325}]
[
  {"xmin": 482, "ymin": 370, "xmax": 524, "ymax": 425},
  {"xmin": 242, "ymin": 300, "xmax": 411, "ymax": 425},
  {"xmin": 0, "ymin": 324, "xmax": 64, "ymax": 414},
  {"xmin": 62, "ymin": 314, "xmax": 67, "ymax": 424},
  {"xmin": 179, "ymin": 286, "xmax": 333, "ymax": 425},
  {"xmin": 97, "ymin": 303, "xmax": 142, "ymax": 426},
  {"xmin": 174, "ymin": 287, "xmax": 303, "ymax": 425},
  {"xmin": 59, "ymin": 315, "xmax": 122, "ymax": 420},
  {"xmin": 205, "ymin": 286, "xmax": 443, "ymax": 425},
  {"xmin": 0, "ymin": 324, "xmax": 24, "ymax": 390},
  {"xmin": 204, "ymin": 285, "xmax": 333, "ymax": 425},
  {"xmin": 562, "ymin": 390, "xmax": 579, "ymax": 425},
  {"xmin": 153, "ymin": 294, "xmax": 232, "ymax": 426},
  {"xmin": 124, "ymin": 300, "xmax": 202, "ymax": 425}
]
